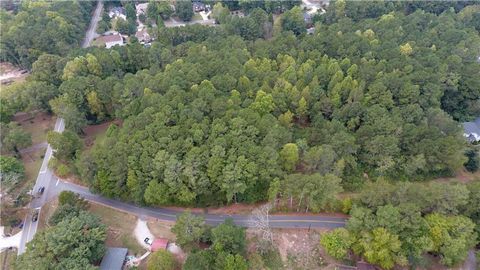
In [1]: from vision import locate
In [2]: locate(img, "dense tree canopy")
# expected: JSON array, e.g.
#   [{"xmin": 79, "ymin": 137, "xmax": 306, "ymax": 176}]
[
  {"xmin": 0, "ymin": 1, "xmax": 94, "ymax": 68},
  {"xmin": 16, "ymin": 208, "xmax": 106, "ymax": 270}
]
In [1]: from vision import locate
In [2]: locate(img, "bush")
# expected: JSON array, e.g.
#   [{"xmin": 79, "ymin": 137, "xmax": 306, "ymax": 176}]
[
  {"xmin": 147, "ymin": 250, "xmax": 176, "ymax": 270},
  {"xmin": 464, "ymin": 149, "xmax": 479, "ymax": 172},
  {"xmin": 56, "ymin": 163, "xmax": 70, "ymax": 177}
]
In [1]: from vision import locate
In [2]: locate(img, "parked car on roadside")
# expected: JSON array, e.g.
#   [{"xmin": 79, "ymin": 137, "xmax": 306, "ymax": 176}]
[{"xmin": 32, "ymin": 211, "xmax": 39, "ymax": 222}]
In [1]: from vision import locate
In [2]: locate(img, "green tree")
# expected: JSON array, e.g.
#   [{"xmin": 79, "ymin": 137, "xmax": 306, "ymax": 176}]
[
  {"xmin": 425, "ymin": 213, "xmax": 477, "ymax": 267},
  {"xmin": 281, "ymin": 6, "xmax": 305, "ymax": 35},
  {"xmin": 211, "ymin": 218, "xmax": 246, "ymax": 255},
  {"xmin": 171, "ymin": 212, "xmax": 207, "ymax": 251},
  {"xmin": 147, "ymin": 250, "xmax": 177, "ymax": 270},
  {"xmin": 354, "ymin": 228, "xmax": 407, "ymax": 269},
  {"xmin": 16, "ymin": 211, "xmax": 106, "ymax": 270},
  {"xmin": 47, "ymin": 130, "xmax": 82, "ymax": 162},
  {"xmin": 279, "ymin": 143, "xmax": 299, "ymax": 171},
  {"xmin": 175, "ymin": 0, "xmax": 193, "ymax": 22},
  {"xmin": 1, "ymin": 122, "xmax": 32, "ymax": 154},
  {"xmin": 320, "ymin": 228, "xmax": 353, "ymax": 260}
]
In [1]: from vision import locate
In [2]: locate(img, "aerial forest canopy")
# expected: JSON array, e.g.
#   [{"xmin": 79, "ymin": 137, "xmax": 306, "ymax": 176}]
[
  {"xmin": 2, "ymin": 1, "xmax": 479, "ymax": 209},
  {"xmin": 0, "ymin": 1, "xmax": 94, "ymax": 68}
]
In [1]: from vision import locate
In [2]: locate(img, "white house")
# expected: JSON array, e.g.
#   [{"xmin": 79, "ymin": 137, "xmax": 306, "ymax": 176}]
[{"xmin": 463, "ymin": 117, "xmax": 480, "ymax": 143}]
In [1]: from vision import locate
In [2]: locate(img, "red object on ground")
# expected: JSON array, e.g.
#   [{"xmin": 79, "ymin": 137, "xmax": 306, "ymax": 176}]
[{"xmin": 150, "ymin": 238, "xmax": 169, "ymax": 252}]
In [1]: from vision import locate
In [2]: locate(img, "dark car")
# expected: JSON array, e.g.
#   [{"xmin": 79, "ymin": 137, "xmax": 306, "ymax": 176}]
[
  {"xmin": 144, "ymin": 237, "xmax": 152, "ymax": 245},
  {"xmin": 32, "ymin": 212, "xmax": 39, "ymax": 222},
  {"xmin": 37, "ymin": 187, "xmax": 45, "ymax": 196}
]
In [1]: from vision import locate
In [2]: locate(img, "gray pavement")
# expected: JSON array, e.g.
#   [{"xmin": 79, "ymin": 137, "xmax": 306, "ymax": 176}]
[
  {"xmin": 49, "ymin": 180, "xmax": 347, "ymax": 229},
  {"xmin": 17, "ymin": 118, "xmax": 64, "ymax": 254}
]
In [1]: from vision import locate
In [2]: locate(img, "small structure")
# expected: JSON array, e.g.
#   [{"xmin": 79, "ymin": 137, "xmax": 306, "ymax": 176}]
[
  {"xmin": 463, "ymin": 117, "xmax": 480, "ymax": 143},
  {"xmin": 136, "ymin": 3, "xmax": 148, "ymax": 16},
  {"xmin": 135, "ymin": 28, "xmax": 151, "ymax": 43},
  {"xmin": 150, "ymin": 238, "xmax": 169, "ymax": 252},
  {"xmin": 108, "ymin": 6, "xmax": 126, "ymax": 21},
  {"xmin": 193, "ymin": 1, "xmax": 206, "ymax": 12},
  {"xmin": 100, "ymin": 247, "xmax": 128, "ymax": 270},
  {"xmin": 98, "ymin": 34, "xmax": 124, "ymax": 49},
  {"xmin": 303, "ymin": 12, "xmax": 313, "ymax": 26}
]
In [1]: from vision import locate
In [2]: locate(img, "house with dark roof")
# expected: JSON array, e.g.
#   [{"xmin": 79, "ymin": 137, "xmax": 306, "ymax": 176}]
[
  {"xmin": 100, "ymin": 247, "xmax": 128, "ymax": 270},
  {"xmin": 463, "ymin": 117, "xmax": 480, "ymax": 143}
]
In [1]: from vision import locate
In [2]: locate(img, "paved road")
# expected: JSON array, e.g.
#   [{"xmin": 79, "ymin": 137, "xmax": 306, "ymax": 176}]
[
  {"xmin": 81, "ymin": 1, "xmax": 103, "ymax": 48},
  {"xmin": 17, "ymin": 118, "xmax": 64, "ymax": 254},
  {"xmin": 48, "ymin": 180, "xmax": 346, "ymax": 229}
]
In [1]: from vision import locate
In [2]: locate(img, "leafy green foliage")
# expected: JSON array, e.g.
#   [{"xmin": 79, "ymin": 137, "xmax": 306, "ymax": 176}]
[
  {"xmin": 0, "ymin": 1, "xmax": 94, "ymax": 68},
  {"xmin": 16, "ymin": 211, "xmax": 106, "ymax": 270},
  {"xmin": 171, "ymin": 212, "xmax": 207, "ymax": 251},
  {"xmin": 147, "ymin": 250, "xmax": 177, "ymax": 270},
  {"xmin": 320, "ymin": 228, "xmax": 353, "ymax": 260},
  {"xmin": 0, "ymin": 122, "xmax": 32, "ymax": 154},
  {"xmin": 175, "ymin": 0, "xmax": 193, "ymax": 22},
  {"xmin": 0, "ymin": 155, "xmax": 25, "ymax": 190},
  {"xmin": 47, "ymin": 130, "xmax": 82, "ymax": 162}
]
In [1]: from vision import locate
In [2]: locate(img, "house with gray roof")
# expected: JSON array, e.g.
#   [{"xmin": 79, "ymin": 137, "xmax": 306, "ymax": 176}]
[
  {"xmin": 463, "ymin": 117, "xmax": 480, "ymax": 143},
  {"xmin": 100, "ymin": 247, "xmax": 128, "ymax": 270}
]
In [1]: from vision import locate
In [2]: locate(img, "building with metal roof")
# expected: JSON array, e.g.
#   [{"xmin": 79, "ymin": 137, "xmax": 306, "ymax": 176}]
[{"xmin": 100, "ymin": 247, "xmax": 128, "ymax": 270}]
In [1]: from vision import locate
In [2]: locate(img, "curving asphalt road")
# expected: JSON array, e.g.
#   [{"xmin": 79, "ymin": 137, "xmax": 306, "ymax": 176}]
[{"xmin": 49, "ymin": 180, "xmax": 347, "ymax": 229}]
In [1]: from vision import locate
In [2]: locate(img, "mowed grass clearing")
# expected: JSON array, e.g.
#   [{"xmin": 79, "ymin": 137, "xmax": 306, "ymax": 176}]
[{"xmin": 88, "ymin": 202, "xmax": 144, "ymax": 255}]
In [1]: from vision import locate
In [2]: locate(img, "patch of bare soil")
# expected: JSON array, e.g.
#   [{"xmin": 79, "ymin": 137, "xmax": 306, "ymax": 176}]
[
  {"xmin": 83, "ymin": 120, "xmax": 122, "ymax": 148},
  {"xmin": 0, "ymin": 62, "xmax": 28, "ymax": 84},
  {"xmin": 271, "ymin": 228, "xmax": 336, "ymax": 270}
]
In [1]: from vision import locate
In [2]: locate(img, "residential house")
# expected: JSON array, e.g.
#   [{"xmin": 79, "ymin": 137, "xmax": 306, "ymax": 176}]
[
  {"xmin": 108, "ymin": 6, "xmax": 126, "ymax": 21},
  {"xmin": 98, "ymin": 34, "xmax": 124, "ymax": 49},
  {"xmin": 100, "ymin": 247, "xmax": 128, "ymax": 270},
  {"xmin": 135, "ymin": 28, "xmax": 151, "ymax": 43},
  {"xmin": 463, "ymin": 117, "xmax": 480, "ymax": 143},
  {"xmin": 193, "ymin": 1, "xmax": 206, "ymax": 12}
]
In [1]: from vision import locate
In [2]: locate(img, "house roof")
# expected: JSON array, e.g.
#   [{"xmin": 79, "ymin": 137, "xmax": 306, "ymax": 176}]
[
  {"xmin": 100, "ymin": 247, "xmax": 128, "ymax": 270},
  {"xmin": 135, "ymin": 28, "xmax": 150, "ymax": 41},
  {"xmin": 99, "ymin": 34, "xmax": 123, "ymax": 44},
  {"xmin": 151, "ymin": 238, "xmax": 169, "ymax": 252},
  {"xmin": 463, "ymin": 117, "xmax": 480, "ymax": 142}
]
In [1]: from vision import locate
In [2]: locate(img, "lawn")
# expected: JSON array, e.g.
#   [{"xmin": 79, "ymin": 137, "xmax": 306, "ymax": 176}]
[
  {"xmin": 88, "ymin": 203, "xmax": 144, "ymax": 255},
  {"xmin": 192, "ymin": 13, "xmax": 203, "ymax": 21},
  {"xmin": 147, "ymin": 220, "xmax": 176, "ymax": 241},
  {"xmin": 14, "ymin": 112, "xmax": 55, "ymax": 146},
  {"xmin": 0, "ymin": 249, "xmax": 17, "ymax": 270}
]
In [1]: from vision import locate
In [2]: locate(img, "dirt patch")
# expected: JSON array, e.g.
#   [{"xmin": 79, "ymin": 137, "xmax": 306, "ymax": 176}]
[
  {"xmin": 37, "ymin": 198, "xmax": 59, "ymax": 231},
  {"xmin": 83, "ymin": 120, "xmax": 122, "ymax": 148},
  {"xmin": 162, "ymin": 202, "xmax": 264, "ymax": 215},
  {"xmin": 248, "ymin": 228, "xmax": 336, "ymax": 270},
  {"xmin": 0, "ymin": 62, "xmax": 28, "ymax": 84},
  {"xmin": 432, "ymin": 169, "xmax": 480, "ymax": 184},
  {"xmin": 146, "ymin": 220, "xmax": 176, "ymax": 241}
]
